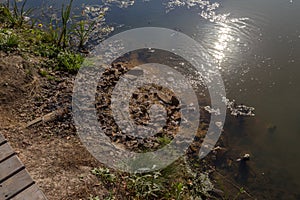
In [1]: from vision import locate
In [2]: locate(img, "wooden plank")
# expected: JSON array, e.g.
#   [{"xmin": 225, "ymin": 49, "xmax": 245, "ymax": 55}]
[
  {"xmin": 0, "ymin": 155, "xmax": 24, "ymax": 182},
  {"xmin": 0, "ymin": 169, "xmax": 34, "ymax": 199},
  {"xmin": 11, "ymin": 184, "xmax": 47, "ymax": 200},
  {"xmin": 0, "ymin": 134, "xmax": 6, "ymax": 144},
  {"xmin": 0, "ymin": 143, "xmax": 15, "ymax": 163},
  {"xmin": 0, "ymin": 134, "xmax": 47, "ymax": 199}
]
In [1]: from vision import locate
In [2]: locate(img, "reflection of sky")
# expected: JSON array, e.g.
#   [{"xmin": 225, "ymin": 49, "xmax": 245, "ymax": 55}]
[
  {"xmin": 102, "ymin": 0, "xmax": 232, "ymax": 22},
  {"xmin": 28, "ymin": 0, "xmax": 252, "ymax": 72},
  {"xmin": 199, "ymin": 22, "xmax": 237, "ymax": 68},
  {"xmin": 99, "ymin": 0, "xmax": 251, "ymax": 65},
  {"xmin": 213, "ymin": 23, "xmax": 233, "ymax": 62},
  {"xmin": 199, "ymin": 17, "xmax": 254, "ymax": 72}
]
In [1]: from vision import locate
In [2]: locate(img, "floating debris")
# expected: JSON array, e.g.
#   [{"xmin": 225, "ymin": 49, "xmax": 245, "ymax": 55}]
[
  {"xmin": 222, "ymin": 97, "xmax": 255, "ymax": 117},
  {"xmin": 165, "ymin": 0, "xmax": 238, "ymax": 23},
  {"xmin": 236, "ymin": 153, "xmax": 250, "ymax": 162},
  {"xmin": 204, "ymin": 106, "xmax": 221, "ymax": 115}
]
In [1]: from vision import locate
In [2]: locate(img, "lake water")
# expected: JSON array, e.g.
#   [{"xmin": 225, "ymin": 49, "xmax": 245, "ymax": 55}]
[{"xmin": 11, "ymin": 0, "xmax": 300, "ymax": 198}]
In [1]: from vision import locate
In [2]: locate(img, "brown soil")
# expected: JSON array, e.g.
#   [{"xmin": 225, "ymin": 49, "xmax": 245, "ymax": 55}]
[
  {"xmin": 0, "ymin": 50, "xmax": 190, "ymax": 200},
  {"xmin": 0, "ymin": 51, "xmax": 107, "ymax": 200}
]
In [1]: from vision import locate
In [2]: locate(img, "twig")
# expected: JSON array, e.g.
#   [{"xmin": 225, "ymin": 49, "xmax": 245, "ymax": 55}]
[{"xmin": 26, "ymin": 107, "xmax": 68, "ymax": 128}]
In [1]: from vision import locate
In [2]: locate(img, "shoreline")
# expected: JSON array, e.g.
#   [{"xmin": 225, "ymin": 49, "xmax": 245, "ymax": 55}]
[
  {"xmin": 0, "ymin": 47, "xmax": 257, "ymax": 199},
  {"xmin": 0, "ymin": 3, "xmax": 270, "ymax": 199}
]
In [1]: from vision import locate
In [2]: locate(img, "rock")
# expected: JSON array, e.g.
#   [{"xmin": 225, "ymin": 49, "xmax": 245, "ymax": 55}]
[
  {"xmin": 236, "ymin": 153, "xmax": 250, "ymax": 162},
  {"xmin": 157, "ymin": 91, "xmax": 172, "ymax": 104}
]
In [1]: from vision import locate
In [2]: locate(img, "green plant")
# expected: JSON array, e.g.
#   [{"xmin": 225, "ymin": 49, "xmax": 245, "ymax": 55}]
[
  {"xmin": 0, "ymin": 4, "xmax": 11, "ymax": 23},
  {"xmin": 44, "ymin": 0, "xmax": 98, "ymax": 50},
  {"xmin": 233, "ymin": 187, "xmax": 245, "ymax": 200},
  {"xmin": 173, "ymin": 182, "xmax": 185, "ymax": 200},
  {"xmin": 57, "ymin": 0, "xmax": 73, "ymax": 48},
  {"xmin": 72, "ymin": 20, "xmax": 95, "ymax": 49},
  {"xmin": 5, "ymin": 33, "xmax": 18, "ymax": 47},
  {"xmin": 42, "ymin": 18, "xmax": 60, "ymax": 45},
  {"xmin": 39, "ymin": 69, "xmax": 48, "ymax": 77},
  {"xmin": 127, "ymin": 172, "xmax": 164, "ymax": 199},
  {"xmin": 6, "ymin": 0, "xmax": 34, "ymax": 27},
  {"xmin": 90, "ymin": 161, "xmax": 220, "ymax": 200},
  {"xmin": 88, "ymin": 195, "xmax": 100, "ymax": 200},
  {"xmin": 91, "ymin": 167, "xmax": 117, "ymax": 185},
  {"xmin": 29, "ymin": 17, "xmax": 38, "ymax": 28},
  {"xmin": 56, "ymin": 50, "xmax": 83, "ymax": 73},
  {"xmin": 0, "ymin": 30, "xmax": 19, "ymax": 51},
  {"xmin": 186, "ymin": 172, "xmax": 215, "ymax": 198},
  {"xmin": 46, "ymin": 75, "xmax": 55, "ymax": 81},
  {"xmin": 157, "ymin": 135, "xmax": 172, "ymax": 146},
  {"xmin": 34, "ymin": 43, "xmax": 60, "ymax": 58}
]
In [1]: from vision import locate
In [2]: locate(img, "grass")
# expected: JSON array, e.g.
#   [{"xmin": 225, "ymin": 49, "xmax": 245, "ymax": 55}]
[
  {"xmin": 11, "ymin": 0, "xmax": 34, "ymax": 27},
  {"xmin": 88, "ymin": 196, "xmax": 100, "ymax": 200},
  {"xmin": 0, "ymin": 30, "xmax": 19, "ymax": 51},
  {"xmin": 56, "ymin": 50, "xmax": 84, "ymax": 73},
  {"xmin": 72, "ymin": 20, "xmax": 95, "ymax": 50},
  {"xmin": 57, "ymin": 0, "xmax": 73, "ymax": 48},
  {"xmin": 0, "ymin": 0, "xmax": 34, "ymax": 28},
  {"xmin": 91, "ymin": 167, "xmax": 117, "ymax": 186},
  {"xmin": 157, "ymin": 135, "xmax": 172, "ymax": 146},
  {"xmin": 0, "ymin": 0, "xmax": 95, "ymax": 73},
  {"xmin": 90, "ymin": 158, "xmax": 217, "ymax": 200},
  {"xmin": 39, "ymin": 69, "xmax": 48, "ymax": 77}
]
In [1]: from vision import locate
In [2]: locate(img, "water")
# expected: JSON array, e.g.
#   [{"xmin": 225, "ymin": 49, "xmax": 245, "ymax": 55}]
[{"xmin": 14, "ymin": 0, "xmax": 300, "ymax": 198}]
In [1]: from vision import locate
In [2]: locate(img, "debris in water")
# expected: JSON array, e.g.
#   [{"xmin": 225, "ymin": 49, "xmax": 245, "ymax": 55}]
[
  {"xmin": 222, "ymin": 97, "xmax": 255, "ymax": 117},
  {"xmin": 236, "ymin": 153, "xmax": 250, "ymax": 162}
]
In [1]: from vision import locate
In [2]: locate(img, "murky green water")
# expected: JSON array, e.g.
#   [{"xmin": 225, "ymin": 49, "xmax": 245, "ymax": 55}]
[{"xmin": 11, "ymin": 0, "xmax": 300, "ymax": 198}]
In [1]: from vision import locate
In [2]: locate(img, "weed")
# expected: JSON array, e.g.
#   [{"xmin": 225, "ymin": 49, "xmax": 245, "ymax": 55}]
[
  {"xmin": 44, "ymin": 0, "xmax": 95, "ymax": 50},
  {"xmin": 0, "ymin": 30, "xmax": 19, "ymax": 51},
  {"xmin": 173, "ymin": 182, "xmax": 185, "ymax": 200},
  {"xmin": 157, "ymin": 135, "xmax": 172, "ymax": 146},
  {"xmin": 46, "ymin": 75, "xmax": 55, "ymax": 81},
  {"xmin": 5, "ymin": 33, "xmax": 18, "ymax": 47},
  {"xmin": 35, "ymin": 43, "xmax": 60, "ymax": 58},
  {"xmin": 72, "ymin": 20, "xmax": 95, "ymax": 49},
  {"xmin": 4, "ymin": 0, "xmax": 34, "ymax": 27},
  {"xmin": 88, "ymin": 195, "xmax": 100, "ymax": 200},
  {"xmin": 56, "ymin": 50, "xmax": 83, "ymax": 73},
  {"xmin": 233, "ymin": 187, "xmax": 245, "ymax": 200},
  {"xmin": 39, "ymin": 69, "xmax": 48, "ymax": 77},
  {"xmin": 0, "ymin": 4, "xmax": 11, "ymax": 23},
  {"xmin": 90, "ymin": 159, "xmax": 223, "ymax": 200},
  {"xmin": 186, "ymin": 172, "xmax": 215, "ymax": 198},
  {"xmin": 57, "ymin": 0, "xmax": 73, "ymax": 48},
  {"xmin": 43, "ymin": 18, "xmax": 60, "ymax": 45},
  {"xmin": 127, "ymin": 172, "xmax": 164, "ymax": 199},
  {"xmin": 38, "ymin": 70, "xmax": 54, "ymax": 80},
  {"xmin": 91, "ymin": 167, "xmax": 116, "ymax": 186}
]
